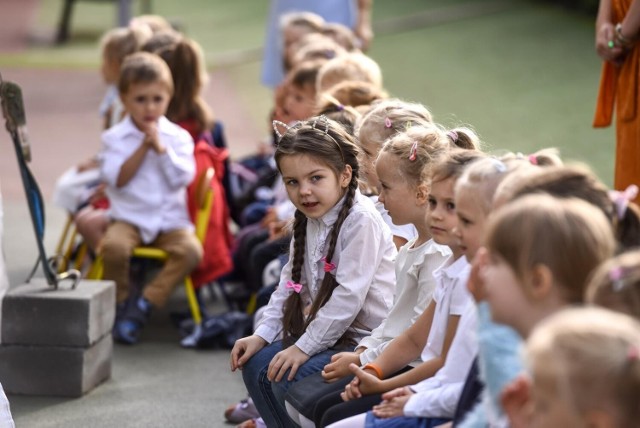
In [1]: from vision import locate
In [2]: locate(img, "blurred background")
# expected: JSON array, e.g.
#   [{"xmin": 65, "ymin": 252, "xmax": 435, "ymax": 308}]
[{"xmin": 1, "ymin": 0, "xmax": 615, "ymax": 182}]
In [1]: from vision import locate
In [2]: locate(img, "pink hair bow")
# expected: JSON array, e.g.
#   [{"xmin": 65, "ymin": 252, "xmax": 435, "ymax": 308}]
[
  {"xmin": 321, "ymin": 256, "xmax": 336, "ymax": 272},
  {"xmin": 286, "ymin": 280, "xmax": 303, "ymax": 293},
  {"xmin": 608, "ymin": 184, "xmax": 639, "ymax": 220}
]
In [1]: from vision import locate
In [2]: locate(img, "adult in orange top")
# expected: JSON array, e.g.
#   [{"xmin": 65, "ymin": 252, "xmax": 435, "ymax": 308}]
[{"xmin": 594, "ymin": 0, "xmax": 640, "ymax": 196}]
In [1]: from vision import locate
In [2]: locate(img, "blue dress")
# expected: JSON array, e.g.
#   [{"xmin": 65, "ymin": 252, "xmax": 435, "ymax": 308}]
[{"xmin": 261, "ymin": 0, "xmax": 358, "ymax": 87}]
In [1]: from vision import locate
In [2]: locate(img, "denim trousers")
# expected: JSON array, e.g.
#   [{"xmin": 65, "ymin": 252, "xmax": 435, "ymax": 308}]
[{"xmin": 242, "ymin": 340, "xmax": 337, "ymax": 427}]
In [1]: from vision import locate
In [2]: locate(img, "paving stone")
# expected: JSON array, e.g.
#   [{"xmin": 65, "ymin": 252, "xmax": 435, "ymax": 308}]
[
  {"xmin": 0, "ymin": 333, "xmax": 112, "ymax": 397},
  {"xmin": 2, "ymin": 279, "xmax": 115, "ymax": 347}
]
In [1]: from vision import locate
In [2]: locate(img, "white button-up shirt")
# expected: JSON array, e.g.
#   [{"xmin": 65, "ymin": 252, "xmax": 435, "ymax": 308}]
[
  {"xmin": 358, "ymin": 238, "xmax": 450, "ymax": 366},
  {"xmin": 404, "ymin": 299, "xmax": 478, "ymax": 418},
  {"xmin": 99, "ymin": 115, "xmax": 195, "ymax": 243},
  {"xmin": 254, "ymin": 190, "xmax": 397, "ymax": 356}
]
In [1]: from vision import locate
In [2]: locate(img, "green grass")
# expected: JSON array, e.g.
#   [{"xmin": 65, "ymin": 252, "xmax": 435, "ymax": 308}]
[{"xmin": 0, "ymin": 0, "xmax": 616, "ymax": 184}]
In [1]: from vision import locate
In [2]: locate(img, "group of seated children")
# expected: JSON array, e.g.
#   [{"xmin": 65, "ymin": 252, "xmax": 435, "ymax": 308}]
[
  {"xmin": 224, "ymin": 9, "xmax": 640, "ymax": 428},
  {"xmin": 53, "ymin": 15, "xmax": 233, "ymax": 345}
]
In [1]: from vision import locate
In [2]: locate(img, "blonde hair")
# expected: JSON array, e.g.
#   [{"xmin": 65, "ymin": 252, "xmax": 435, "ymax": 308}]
[
  {"xmin": 315, "ymin": 94, "xmax": 361, "ymax": 136},
  {"xmin": 430, "ymin": 148, "xmax": 485, "ymax": 185},
  {"xmin": 456, "ymin": 149, "xmax": 559, "ymax": 215},
  {"xmin": 379, "ymin": 125, "xmax": 451, "ymax": 187},
  {"xmin": 357, "ymin": 99, "xmax": 433, "ymax": 150},
  {"xmin": 118, "ymin": 51, "xmax": 173, "ymax": 96},
  {"xmin": 323, "ymin": 80, "xmax": 388, "ymax": 108},
  {"xmin": 279, "ymin": 11, "xmax": 325, "ymax": 34},
  {"xmin": 485, "ymin": 194, "xmax": 616, "ymax": 303},
  {"xmin": 129, "ymin": 14, "xmax": 173, "ymax": 34},
  {"xmin": 316, "ymin": 52, "xmax": 382, "ymax": 93},
  {"xmin": 101, "ymin": 26, "xmax": 151, "ymax": 68},
  {"xmin": 586, "ymin": 250, "xmax": 640, "ymax": 319},
  {"xmin": 321, "ymin": 22, "xmax": 359, "ymax": 51},
  {"xmin": 290, "ymin": 34, "xmax": 346, "ymax": 69},
  {"xmin": 526, "ymin": 307, "xmax": 640, "ymax": 428}
]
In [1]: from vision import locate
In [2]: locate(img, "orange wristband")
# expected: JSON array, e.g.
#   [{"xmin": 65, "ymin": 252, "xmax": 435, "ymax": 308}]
[{"xmin": 362, "ymin": 363, "xmax": 383, "ymax": 379}]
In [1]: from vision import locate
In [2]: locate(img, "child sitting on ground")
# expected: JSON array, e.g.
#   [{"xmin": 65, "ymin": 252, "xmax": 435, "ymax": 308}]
[{"xmin": 99, "ymin": 52, "xmax": 202, "ymax": 345}]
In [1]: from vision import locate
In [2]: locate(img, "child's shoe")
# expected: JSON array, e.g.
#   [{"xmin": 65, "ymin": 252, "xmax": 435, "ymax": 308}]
[
  {"xmin": 224, "ymin": 397, "xmax": 259, "ymax": 424},
  {"xmin": 113, "ymin": 296, "xmax": 152, "ymax": 345}
]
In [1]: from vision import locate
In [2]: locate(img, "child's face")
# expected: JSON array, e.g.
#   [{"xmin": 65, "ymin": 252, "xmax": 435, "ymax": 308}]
[
  {"xmin": 120, "ymin": 81, "xmax": 171, "ymax": 131},
  {"xmin": 454, "ymin": 186, "xmax": 488, "ymax": 259},
  {"xmin": 279, "ymin": 154, "xmax": 351, "ymax": 220},
  {"xmin": 285, "ymin": 84, "xmax": 316, "ymax": 122},
  {"xmin": 427, "ymin": 178, "xmax": 460, "ymax": 250},
  {"xmin": 480, "ymin": 250, "xmax": 532, "ymax": 335},
  {"xmin": 359, "ymin": 135, "xmax": 381, "ymax": 189},
  {"xmin": 375, "ymin": 151, "xmax": 422, "ymax": 226}
]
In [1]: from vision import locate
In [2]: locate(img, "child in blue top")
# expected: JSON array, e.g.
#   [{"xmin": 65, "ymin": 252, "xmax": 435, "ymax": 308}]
[{"xmin": 230, "ymin": 116, "xmax": 397, "ymax": 427}]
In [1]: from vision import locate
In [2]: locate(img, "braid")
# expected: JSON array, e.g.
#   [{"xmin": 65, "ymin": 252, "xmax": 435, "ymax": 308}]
[
  {"xmin": 282, "ymin": 210, "xmax": 307, "ymax": 346},
  {"xmin": 304, "ymin": 175, "xmax": 359, "ymax": 346}
]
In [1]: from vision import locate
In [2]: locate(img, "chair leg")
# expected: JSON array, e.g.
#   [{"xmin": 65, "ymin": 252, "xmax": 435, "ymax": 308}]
[{"xmin": 184, "ymin": 277, "xmax": 202, "ymax": 325}]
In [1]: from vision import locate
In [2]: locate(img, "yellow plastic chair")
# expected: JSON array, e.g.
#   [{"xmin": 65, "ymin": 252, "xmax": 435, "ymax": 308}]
[
  {"xmin": 52, "ymin": 214, "xmax": 91, "ymax": 275},
  {"xmin": 91, "ymin": 167, "xmax": 215, "ymax": 347}
]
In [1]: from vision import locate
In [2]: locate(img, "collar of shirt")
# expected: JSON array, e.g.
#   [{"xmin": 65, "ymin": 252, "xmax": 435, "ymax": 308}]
[
  {"xmin": 308, "ymin": 188, "xmax": 359, "ymax": 228},
  {"xmin": 433, "ymin": 254, "xmax": 469, "ymax": 282}
]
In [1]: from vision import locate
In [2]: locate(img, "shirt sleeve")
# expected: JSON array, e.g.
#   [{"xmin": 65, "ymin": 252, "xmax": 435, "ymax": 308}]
[
  {"xmin": 295, "ymin": 212, "xmax": 391, "ymax": 356},
  {"xmin": 157, "ymin": 130, "xmax": 195, "ymax": 190},
  {"xmin": 99, "ymin": 131, "xmax": 131, "ymax": 188},
  {"xmin": 404, "ymin": 382, "xmax": 464, "ymax": 418},
  {"xmin": 449, "ymin": 271, "xmax": 472, "ymax": 315},
  {"xmin": 253, "ymin": 239, "xmax": 296, "ymax": 343}
]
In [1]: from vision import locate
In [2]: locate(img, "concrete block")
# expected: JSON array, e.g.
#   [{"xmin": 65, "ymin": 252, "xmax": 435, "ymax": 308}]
[
  {"xmin": 0, "ymin": 333, "xmax": 112, "ymax": 397},
  {"xmin": 2, "ymin": 279, "xmax": 115, "ymax": 347}
]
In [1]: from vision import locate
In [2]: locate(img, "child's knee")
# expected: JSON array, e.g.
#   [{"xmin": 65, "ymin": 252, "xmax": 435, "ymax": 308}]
[{"xmin": 100, "ymin": 235, "xmax": 132, "ymax": 262}]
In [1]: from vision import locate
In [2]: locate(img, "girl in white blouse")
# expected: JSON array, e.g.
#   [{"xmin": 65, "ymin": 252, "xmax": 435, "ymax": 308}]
[{"xmin": 230, "ymin": 116, "xmax": 397, "ymax": 427}]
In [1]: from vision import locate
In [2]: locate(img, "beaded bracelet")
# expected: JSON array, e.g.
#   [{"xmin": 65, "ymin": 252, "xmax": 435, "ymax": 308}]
[
  {"xmin": 615, "ymin": 23, "xmax": 636, "ymax": 48},
  {"xmin": 362, "ymin": 363, "xmax": 384, "ymax": 379}
]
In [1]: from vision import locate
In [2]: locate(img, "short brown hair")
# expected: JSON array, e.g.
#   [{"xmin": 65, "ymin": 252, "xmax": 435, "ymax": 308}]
[
  {"xmin": 118, "ymin": 51, "xmax": 173, "ymax": 95},
  {"xmin": 485, "ymin": 194, "xmax": 616, "ymax": 303}
]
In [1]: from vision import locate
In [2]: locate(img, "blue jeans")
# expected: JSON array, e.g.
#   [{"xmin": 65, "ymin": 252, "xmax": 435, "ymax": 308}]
[{"xmin": 242, "ymin": 340, "xmax": 337, "ymax": 428}]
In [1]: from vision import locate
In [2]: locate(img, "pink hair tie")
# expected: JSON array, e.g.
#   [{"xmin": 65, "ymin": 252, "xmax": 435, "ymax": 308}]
[
  {"xmin": 285, "ymin": 280, "xmax": 303, "ymax": 293},
  {"xmin": 384, "ymin": 117, "xmax": 392, "ymax": 128},
  {"xmin": 528, "ymin": 154, "xmax": 538, "ymax": 165},
  {"xmin": 608, "ymin": 184, "xmax": 639, "ymax": 220},
  {"xmin": 409, "ymin": 141, "xmax": 418, "ymax": 161},
  {"xmin": 609, "ymin": 266, "xmax": 626, "ymax": 291},
  {"xmin": 628, "ymin": 345, "xmax": 639, "ymax": 361},
  {"xmin": 321, "ymin": 256, "xmax": 336, "ymax": 272},
  {"xmin": 447, "ymin": 130, "xmax": 458, "ymax": 143}
]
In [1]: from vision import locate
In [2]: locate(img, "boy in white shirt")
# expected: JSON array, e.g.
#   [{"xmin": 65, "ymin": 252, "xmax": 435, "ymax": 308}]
[{"xmin": 99, "ymin": 52, "xmax": 202, "ymax": 345}]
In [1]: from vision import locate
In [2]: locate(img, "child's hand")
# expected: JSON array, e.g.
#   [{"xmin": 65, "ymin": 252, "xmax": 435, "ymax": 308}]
[
  {"xmin": 372, "ymin": 387, "xmax": 413, "ymax": 418},
  {"xmin": 596, "ymin": 22, "xmax": 626, "ymax": 65},
  {"xmin": 268, "ymin": 220, "xmax": 290, "ymax": 242},
  {"xmin": 77, "ymin": 157, "xmax": 99, "ymax": 172},
  {"xmin": 467, "ymin": 248, "xmax": 489, "ymax": 302},
  {"xmin": 142, "ymin": 122, "xmax": 165, "ymax": 154},
  {"xmin": 267, "ymin": 344, "xmax": 309, "ymax": 382},
  {"xmin": 342, "ymin": 363, "xmax": 382, "ymax": 400},
  {"xmin": 230, "ymin": 335, "xmax": 267, "ymax": 371},
  {"xmin": 321, "ymin": 352, "xmax": 361, "ymax": 382},
  {"xmin": 260, "ymin": 207, "xmax": 278, "ymax": 228},
  {"xmin": 501, "ymin": 373, "xmax": 533, "ymax": 428}
]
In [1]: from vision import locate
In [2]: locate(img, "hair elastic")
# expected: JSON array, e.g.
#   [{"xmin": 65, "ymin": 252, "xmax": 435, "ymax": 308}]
[
  {"xmin": 528, "ymin": 154, "xmax": 538, "ymax": 165},
  {"xmin": 384, "ymin": 117, "xmax": 392, "ymax": 128},
  {"xmin": 608, "ymin": 184, "xmax": 639, "ymax": 220},
  {"xmin": 489, "ymin": 158, "xmax": 507, "ymax": 173},
  {"xmin": 409, "ymin": 141, "xmax": 418, "ymax": 161},
  {"xmin": 321, "ymin": 256, "xmax": 336, "ymax": 272},
  {"xmin": 285, "ymin": 280, "xmax": 303, "ymax": 293},
  {"xmin": 447, "ymin": 130, "xmax": 458, "ymax": 143},
  {"xmin": 628, "ymin": 345, "xmax": 639, "ymax": 361},
  {"xmin": 609, "ymin": 266, "xmax": 626, "ymax": 292}
]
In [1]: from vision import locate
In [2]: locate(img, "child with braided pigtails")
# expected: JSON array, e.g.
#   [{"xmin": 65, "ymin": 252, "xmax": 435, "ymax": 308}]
[{"xmin": 230, "ymin": 116, "xmax": 397, "ymax": 428}]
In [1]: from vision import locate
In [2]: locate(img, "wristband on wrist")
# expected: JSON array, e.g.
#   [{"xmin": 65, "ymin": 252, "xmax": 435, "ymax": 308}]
[{"xmin": 362, "ymin": 363, "xmax": 383, "ymax": 379}]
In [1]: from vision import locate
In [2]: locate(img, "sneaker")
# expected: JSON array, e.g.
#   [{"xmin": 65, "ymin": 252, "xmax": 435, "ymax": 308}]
[
  {"xmin": 224, "ymin": 397, "xmax": 260, "ymax": 424},
  {"xmin": 113, "ymin": 296, "xmax": 152, "ymax": 345}
]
